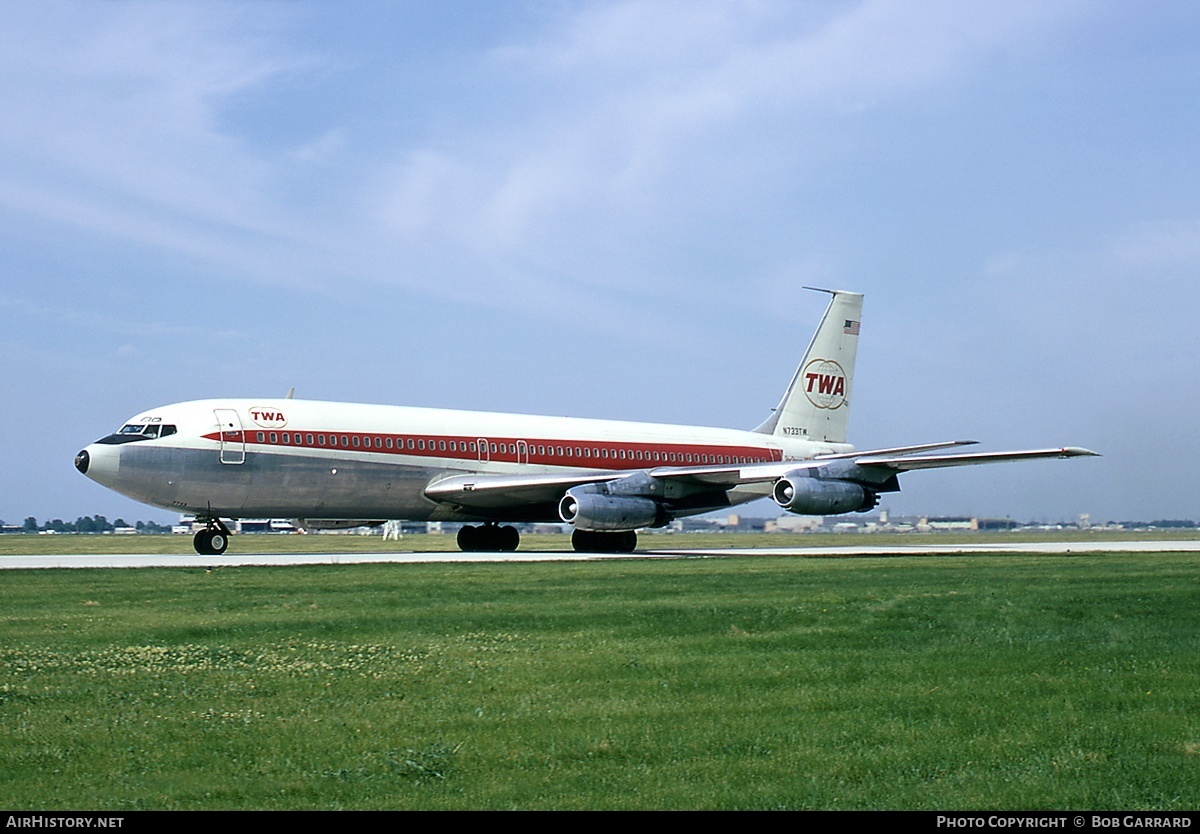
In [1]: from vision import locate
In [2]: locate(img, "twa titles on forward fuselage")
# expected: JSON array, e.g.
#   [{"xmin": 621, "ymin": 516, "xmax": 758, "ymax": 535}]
[{"xmin": 74, "ymin": 290, "xmax": 1097, "ymax": 555}]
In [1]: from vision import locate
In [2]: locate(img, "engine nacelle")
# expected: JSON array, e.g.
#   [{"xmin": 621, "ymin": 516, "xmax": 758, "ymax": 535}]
[
  {"xmin": 558, "ymin": 491, "xmax": 662, "ymax": 532},
  {"xmin": 771, "ymin": 475, "xmax": 876, "ymax": 515}
]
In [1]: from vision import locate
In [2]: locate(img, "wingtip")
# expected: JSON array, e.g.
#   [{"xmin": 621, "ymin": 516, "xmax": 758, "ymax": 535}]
[{"xmin": 1061, "ymin": 447, "xmax": 1100, "ymax": 458}]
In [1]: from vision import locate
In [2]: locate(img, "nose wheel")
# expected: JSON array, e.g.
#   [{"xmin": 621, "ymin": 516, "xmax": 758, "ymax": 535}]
[{"xmin": 193, "ymin": 519, "xmax": 231, "ymax": 555}]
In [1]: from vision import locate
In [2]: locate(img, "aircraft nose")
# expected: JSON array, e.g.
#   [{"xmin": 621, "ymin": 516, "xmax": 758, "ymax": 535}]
[{"xmin": 76, "ymin": 442, "xmax": 120, "ymax": 486}]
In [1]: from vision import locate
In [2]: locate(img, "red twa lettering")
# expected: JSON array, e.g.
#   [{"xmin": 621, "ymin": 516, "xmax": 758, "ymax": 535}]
[
  {"xmin": 807, "ymin": 374, "xmax": 845, "ymax": 396},
  {"xmin": 249, "ymin": 408, "xmax": 287, "ymax": 428}
]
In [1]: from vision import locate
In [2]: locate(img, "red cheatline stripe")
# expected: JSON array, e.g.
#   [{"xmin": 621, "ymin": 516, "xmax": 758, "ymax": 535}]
[{"xmin": 201, "ymin": 430, "xmax": 783, "ymax": 468}]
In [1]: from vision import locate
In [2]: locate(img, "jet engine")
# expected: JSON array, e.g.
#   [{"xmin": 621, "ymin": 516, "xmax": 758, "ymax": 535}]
[
  {"xmin": 771, "ymin": 474, "xmax": 877, "ymax": 515},
  {"xmin": 558, "ymin": 491, "xmax": 663, "ymax": 531}
]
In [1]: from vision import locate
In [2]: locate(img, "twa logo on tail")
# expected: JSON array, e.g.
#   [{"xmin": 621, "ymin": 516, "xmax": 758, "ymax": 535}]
[
  {"xmin": 249, "ymin": 408, "xmax": 288, "ymax": 428},
  {"xmin": 802, "ymin": 359, "xmax": 847, "ymax": 409}
]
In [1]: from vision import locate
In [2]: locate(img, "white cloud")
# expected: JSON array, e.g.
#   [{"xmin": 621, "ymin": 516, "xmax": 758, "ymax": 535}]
[
  {"xmin": 0, "ymin": 1, "xmax": 1092, "ymax": 314},
  {"xmin": 367, "ymin": 1, "xmax": 1089, "ymax": 283},
  {"xmin": 1108, "ymin": 219, "xmax": 1200, "ymax": 270}
]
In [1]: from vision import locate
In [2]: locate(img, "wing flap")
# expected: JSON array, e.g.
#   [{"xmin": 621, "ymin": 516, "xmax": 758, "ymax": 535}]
[{"xmin": 425, "ymin": 470, "xmax": 624, "ymax": 509}]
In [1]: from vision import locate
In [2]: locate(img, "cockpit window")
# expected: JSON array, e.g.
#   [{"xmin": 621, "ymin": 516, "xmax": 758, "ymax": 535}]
[{"xmin": 102, "ymin": 423, "xmax": 177, "ymax": 444}]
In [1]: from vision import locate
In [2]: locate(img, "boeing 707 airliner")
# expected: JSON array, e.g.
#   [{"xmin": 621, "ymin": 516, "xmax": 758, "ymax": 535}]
[{"xmin": 75, "ymin": 290, "xmax": 1096, "ymax": 555}]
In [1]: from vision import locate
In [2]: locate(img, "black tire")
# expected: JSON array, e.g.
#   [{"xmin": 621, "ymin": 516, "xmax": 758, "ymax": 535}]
[
  {"xmin": 457, "ymin": 525, "xmax": 479, "ymax": 552},
  {"xmin": 572, "ymin": 529, "xmax": 603, "ymax": 552},
  {"xmin": 194, "ymin": 528, "xmax": 229, "ymax": 555},
  {"xmin": 572, "ymin": 529, "xmax": 636, "ymax": 553},
  {"xmin": 499, "ymin": 525, "xmax": 520, "ymax": 552}
]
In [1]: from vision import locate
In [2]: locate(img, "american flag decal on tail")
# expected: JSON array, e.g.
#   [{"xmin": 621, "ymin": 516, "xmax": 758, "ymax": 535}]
[{"xmin": 843, "ymin": 319, "xmax": 860, "ymax": 335}]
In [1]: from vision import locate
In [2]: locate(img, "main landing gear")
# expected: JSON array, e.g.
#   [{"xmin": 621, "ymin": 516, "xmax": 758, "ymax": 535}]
[
  {"xmin": 454, "ymin": 524, "xmax": 638, "ymax": 553},
  {"xmin": 193, "ymin": 518, "xmax": 232, "ymax": 555},
  {"xmin": 571, "ymin": 529, "xmax": 637, "ymax": 553},
  {"xmin": 457, "ymin": 523, "xmax": 520, "ymax": 552}
]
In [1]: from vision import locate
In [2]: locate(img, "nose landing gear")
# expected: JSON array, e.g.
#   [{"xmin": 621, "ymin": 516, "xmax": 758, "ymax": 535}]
[{"xmin": 193, "ymin": 518, "xmax": 232, "ymax": 555}]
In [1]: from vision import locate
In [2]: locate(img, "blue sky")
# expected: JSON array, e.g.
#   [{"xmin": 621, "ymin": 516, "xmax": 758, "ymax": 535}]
[{"xmin": 2, "ymin": 0, "xmax": 1197, "ymax": 525}]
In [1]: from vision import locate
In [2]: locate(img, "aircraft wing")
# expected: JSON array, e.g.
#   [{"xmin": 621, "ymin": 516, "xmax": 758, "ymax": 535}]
[
  {"xmin": 424, "ymin": 443, "xmax": 1099, "ymax": 514},
  {"xmin": 853, "ymin": 447, "xmax": 1100, "ymax": 471}
]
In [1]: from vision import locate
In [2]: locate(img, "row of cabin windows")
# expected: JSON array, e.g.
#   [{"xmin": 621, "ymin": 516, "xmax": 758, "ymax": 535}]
[
  {"xmin": 257, "ymin": 432, "xmax": 485, "ymax": 452},
  {"xmin": 251, "ymin": 431, "xmax": 767, "ymax": 465}
]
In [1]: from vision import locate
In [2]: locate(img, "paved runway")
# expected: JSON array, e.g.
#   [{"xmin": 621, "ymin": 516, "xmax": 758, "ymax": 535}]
[{"xmin": 2, "ymin": 539, "xmax": 1197, "ymax": 569}]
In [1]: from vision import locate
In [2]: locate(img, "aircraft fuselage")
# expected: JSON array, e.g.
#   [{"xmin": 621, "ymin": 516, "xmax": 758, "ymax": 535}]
[{"xmin": 77, "ymin": 398, "xmax": 849, "ymax": 523}]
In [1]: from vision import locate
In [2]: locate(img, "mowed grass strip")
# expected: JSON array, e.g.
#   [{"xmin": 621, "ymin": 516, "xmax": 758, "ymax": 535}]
[
  {"xmin": 1, "ymin": 553, "xmax": 1197, "ymax": 809},
  {"xmin": 2, "ymin": 527, "xmax": 1198, "ymax": 557}
]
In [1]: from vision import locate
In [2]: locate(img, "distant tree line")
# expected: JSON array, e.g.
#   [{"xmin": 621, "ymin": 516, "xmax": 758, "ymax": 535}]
[{"xmin": 0, "ymin": 516, "xmax": 174, "ymax": 534}]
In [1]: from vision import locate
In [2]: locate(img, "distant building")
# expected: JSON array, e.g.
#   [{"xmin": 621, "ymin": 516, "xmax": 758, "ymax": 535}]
[
  {"xmin": 918, "ymin": 517, "xmax": 977, "ymax": 532},
  {"xmin": 976, "ymin": 518, "xmax": 1020, "ymax": 531},
  {"xmin": 766, "ymin": 515, "xmax": 824, "ymax": 533}
]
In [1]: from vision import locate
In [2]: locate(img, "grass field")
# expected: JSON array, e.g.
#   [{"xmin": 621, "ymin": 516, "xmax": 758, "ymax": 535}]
[{"xmin": 1, "ymin": 549, "xmax": 1197, "ymax": 809}]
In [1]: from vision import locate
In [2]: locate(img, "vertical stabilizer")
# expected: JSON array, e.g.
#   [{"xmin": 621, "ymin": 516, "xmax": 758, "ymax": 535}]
[{"xmin": 753, "ymin": 289, "xmax": 863, "ymax": 443}]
